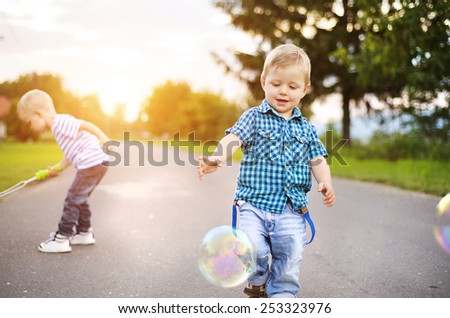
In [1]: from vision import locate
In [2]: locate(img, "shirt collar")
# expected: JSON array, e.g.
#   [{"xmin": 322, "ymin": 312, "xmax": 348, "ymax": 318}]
[{"xmin": 258, "ymin": 99, "xmax": 303, "ymax": 120}]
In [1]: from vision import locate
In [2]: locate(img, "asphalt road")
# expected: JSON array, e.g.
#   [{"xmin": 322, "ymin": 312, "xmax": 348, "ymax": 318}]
[{"xmin": 0, "ymin": 146, "xmax": 448, "ymax": 298}]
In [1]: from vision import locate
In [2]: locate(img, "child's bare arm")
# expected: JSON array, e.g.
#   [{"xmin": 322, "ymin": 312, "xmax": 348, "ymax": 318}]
[
  {"xmin": 58, "ymin": 156, "xmax": 70, "ymax": 170},
  {"xmin": 79, "ymin": 120, "xmax": 110, "ymax": 148},
  {"xmin": 311, "ymin": 156, "xmax": 335, "ymax": 207},
  {"xmin": 197, "ymin": 133, "xmax": 242, "ymax": 180}
]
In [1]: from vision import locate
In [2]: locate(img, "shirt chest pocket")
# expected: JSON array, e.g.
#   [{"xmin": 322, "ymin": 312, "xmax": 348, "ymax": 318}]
[
  {"xmin": 250, "ymin": 129, "xmax": 282, "ymax": 161},
  {"xmin": 288, "ymin": 133, "xmax": 311, "ymax": 164}
]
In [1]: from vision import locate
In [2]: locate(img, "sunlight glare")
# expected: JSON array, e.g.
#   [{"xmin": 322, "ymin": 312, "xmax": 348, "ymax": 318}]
[
  {"xmin": 98, "ymin": 81, "xmax": 141, "ymax": 122},
  {"xmin": 209, "ymin": 13, "xmax": 231, "ymax": 25}
]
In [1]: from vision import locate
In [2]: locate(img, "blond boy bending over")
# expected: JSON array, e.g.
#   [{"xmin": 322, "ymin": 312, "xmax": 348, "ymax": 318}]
[{"xmin": 18, "ymin": 89, "xmax": 110, "ymax": 253}]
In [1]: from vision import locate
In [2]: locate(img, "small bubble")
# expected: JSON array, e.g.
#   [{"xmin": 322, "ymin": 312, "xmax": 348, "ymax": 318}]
[{"xmin": 433, "ymin": 193, "xmax": 450, "ymax": 254}]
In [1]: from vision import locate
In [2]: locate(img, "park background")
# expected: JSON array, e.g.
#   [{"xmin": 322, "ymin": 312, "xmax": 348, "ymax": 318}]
[
  {"xmin": 0, "ymin": 0, "xmax": 448, "ymax": 196},
  {"xmin": 0, "ymin": 1, "xmax": 449, "ymax": 303}
]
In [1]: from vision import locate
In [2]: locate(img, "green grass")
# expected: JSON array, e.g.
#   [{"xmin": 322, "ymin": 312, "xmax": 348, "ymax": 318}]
[
  {"xmin": 1, "ymin": 140, "xmax": 448, "ymax": 197},
  {"xmin": 0, "ymin": 141, "xmax": 63, "ymax": 191},
  {"xmin": 197, "ymin": 142, "xmax": 448, "ymax": 196},
  {"xmin": 329, "ymin": 157, "xmax": 449, "ymax": 197}
]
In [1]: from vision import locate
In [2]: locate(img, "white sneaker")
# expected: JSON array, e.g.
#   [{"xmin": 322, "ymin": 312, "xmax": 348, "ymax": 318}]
[
  {"xmin": 71, "ymin": 228, "xmax": 95, "ymax": 245},
  {"xmin": 38, "ymin": 232, "xmax": 71, "ymax": 253}
]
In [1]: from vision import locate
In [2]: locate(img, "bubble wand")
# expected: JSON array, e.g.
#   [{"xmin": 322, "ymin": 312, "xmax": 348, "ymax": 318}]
[{"xmin": 0, "ymin": 164, "xmax": 61, "ymax": 198}]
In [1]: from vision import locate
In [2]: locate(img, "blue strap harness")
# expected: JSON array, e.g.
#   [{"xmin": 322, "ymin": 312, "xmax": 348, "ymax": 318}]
[{"xmin": 232, "ymin": 201, "xmax": 316, "ymax": 245}]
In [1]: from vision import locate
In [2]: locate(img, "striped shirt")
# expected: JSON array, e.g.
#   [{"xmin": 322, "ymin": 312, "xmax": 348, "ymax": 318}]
[
  {"xmin": 51, "ymin": 114, "xmax": 108, "ymax": 170},
  {"xmin": 226, "ymin": 99, "xmax": 328, "ymax": 213}
]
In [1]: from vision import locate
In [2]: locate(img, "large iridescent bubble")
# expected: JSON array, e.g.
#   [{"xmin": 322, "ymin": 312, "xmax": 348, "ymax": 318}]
[
  {"xmin": 198, "ymin": 226, "xmax": 256, "ymax": 288},
  {"xmin": 434, "ymin": 193, "xmax": 450, "ymax": 254}
]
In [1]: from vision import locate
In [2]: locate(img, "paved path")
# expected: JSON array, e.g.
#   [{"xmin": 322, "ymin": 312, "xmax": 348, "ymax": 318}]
[{"xmin": 0, "ymin": 146, "xmax": 448, "ymax": 297}]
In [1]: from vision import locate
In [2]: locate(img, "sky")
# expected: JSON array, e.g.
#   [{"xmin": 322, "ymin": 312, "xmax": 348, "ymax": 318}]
[{"xmin": 0, "ymin": 0, "xmax": 344, "ymax": 125}]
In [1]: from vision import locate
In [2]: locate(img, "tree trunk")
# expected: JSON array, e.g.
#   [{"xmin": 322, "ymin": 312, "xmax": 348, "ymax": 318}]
[{"xmin": 342, "ymin": 93, "xmax": 351, "ymax": 143}]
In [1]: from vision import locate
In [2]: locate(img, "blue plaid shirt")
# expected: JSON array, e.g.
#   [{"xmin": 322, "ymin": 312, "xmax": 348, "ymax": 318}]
[{"xmin": 226, "ymin": 99, "xmax": 328, "ymax": 213}]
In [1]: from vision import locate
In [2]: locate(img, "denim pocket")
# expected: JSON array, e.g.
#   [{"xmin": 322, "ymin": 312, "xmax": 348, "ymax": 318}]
[{"xmin": 237, "ymin": 200, "xmax": 248, "ymax": 209}]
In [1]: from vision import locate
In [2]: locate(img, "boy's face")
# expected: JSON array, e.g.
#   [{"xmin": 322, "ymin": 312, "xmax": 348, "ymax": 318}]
[
  {"xmin": 26, "ymin": 111, "xmax": 48, "ymax": 133},
  {"xmin": 261, "ymin": 63, "xmax": 310, "ymax": 119}
]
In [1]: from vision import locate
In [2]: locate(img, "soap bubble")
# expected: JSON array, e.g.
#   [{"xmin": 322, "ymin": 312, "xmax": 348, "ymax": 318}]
[
  {"xmin": 198, "ymin": 225, "xmax": 256, "ymax": 288},
  {"xmin": 433, "ymin": 193, "xmax": 450, "ymax": 254}
]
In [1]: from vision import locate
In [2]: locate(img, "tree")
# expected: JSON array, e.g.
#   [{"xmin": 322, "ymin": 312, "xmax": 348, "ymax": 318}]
[
  {"xmin": 179, "ymin": 91, "xmax": 241, "ymax": 141},
  {"xmin": 140, "ymin": 81, "xmax": 240, "ymax": 141},
  {"xmin": 212, "ymin": 0, "xmax": 449, "ymax": 142},
  {"xmin": 141, "ymin": 81, "xmax": 193, "ymax": 138},
  {"xmin": 0, "ymin": 73, "xmax": 111, "ymax": 141},
  {"xmin": 0, "ymin": 73, "xmax": 66, "ymax": 140},
  {"xmin": 213, "ymin": 0, "xmax": 365, "ymax": 141},
  {"xmin": 108, "ymin": 103, "xmax": 130, "ymax": 136},
  {"xmin": 356, "ymin": 0, "xmax": 449, "ymax": 101},
  {"xmin": 79, "ymin": 94, "xmax": 109, "ymax": 132},
  {"xmin": 355, "ymin": 0, "xmax": 449, "ymax": 144}
]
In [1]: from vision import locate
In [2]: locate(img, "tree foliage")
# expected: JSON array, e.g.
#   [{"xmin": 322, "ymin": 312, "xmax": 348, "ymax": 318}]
[
  {"xmin": 356, "ymin": 0, "xmax": 449, "ymax": 101},
  {"xmin": 212, "ymin": 0, "xmax": 449, "ymax": 142},
  {"xmin": 0, "ymin": 73, "xmax": 110, "ymax": 141},
  {"xmin": 355, "ymin": 0, "xmax": 449, "ymax": 144},
  {"xmin": 141, "ymin": 81, "xmax": 241, "ymax": 141}
]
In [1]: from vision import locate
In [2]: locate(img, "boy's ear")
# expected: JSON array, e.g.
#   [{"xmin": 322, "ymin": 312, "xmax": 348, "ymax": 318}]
[
  {"xmin": 303, "ymin": 82, "xmax": 311, "ymax": 96},
  {"xmin": 260, "ymin": 76, "xmax": 266, "ymax": 91}
]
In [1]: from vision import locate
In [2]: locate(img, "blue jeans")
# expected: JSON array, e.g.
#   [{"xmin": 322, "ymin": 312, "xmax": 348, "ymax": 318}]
[
  {"xmin": 239, "ymin": 201, "xmax": 307, "ymax": 298},
  {"xmin": 58, "ymin": 164, "xmax": 108, "ymax": 236}
]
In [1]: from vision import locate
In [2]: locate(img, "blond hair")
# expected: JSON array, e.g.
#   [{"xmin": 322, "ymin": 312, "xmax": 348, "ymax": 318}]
[
  {"xmin": 17, "ymin": 89, "xmax": 55, "ymax": 120},
  {"xmin": 261, "ymin": 44, "xmax": 311, "ymax": 86}
]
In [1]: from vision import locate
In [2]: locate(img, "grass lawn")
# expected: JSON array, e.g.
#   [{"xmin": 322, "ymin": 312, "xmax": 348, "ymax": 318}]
[
  {"xmin": 196, "ymin": 141, "xmax": 448, "ymax": 197},
  {"xmin": 0, "ymin": 141, "xmax": 63, "ymax": 191},
  {"xmin": 1, "ymin": 140, "xmax": 447, "ymax": 197},
  {"xmin": 329, "ymin": 157, "xmax": 449, "ymax": 197}
]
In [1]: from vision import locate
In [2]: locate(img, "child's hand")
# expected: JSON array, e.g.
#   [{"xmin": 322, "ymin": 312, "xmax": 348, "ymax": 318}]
[
  {"xmin": 47, "ymin": 165, "xmax": 61, "ymax": 178},
  {"xmin": 98, "ymin": 136, "xmax": 108, "ymax": 147},
  {"xmin": 197, "ymin": 156, "xmax": 222, "ymax": 181},
  {"xmin": 318, "ymin": 182, "xmax": 335, "ymax": 207},
  {"xmin": 99, "ymin": 136, "xmax": 114, "ymax": 152}
]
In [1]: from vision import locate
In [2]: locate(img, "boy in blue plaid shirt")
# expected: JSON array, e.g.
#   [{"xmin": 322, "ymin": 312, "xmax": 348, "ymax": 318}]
[{"xmin": 198, "ymin": 44, "xmax": 335, "ymax": 298}]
